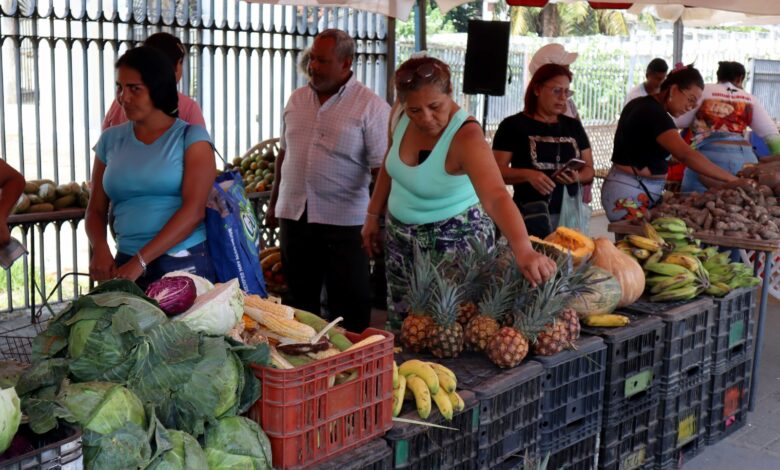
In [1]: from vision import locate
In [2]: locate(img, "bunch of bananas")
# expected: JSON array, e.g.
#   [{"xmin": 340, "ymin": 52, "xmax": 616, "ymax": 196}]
[
  {"xmin": 619, "ymin": 217, "xmax": 760, "ymax": 300},
  {"xmin": 393, "ymin": 359, "xmax": 465, "ymax": 421}
]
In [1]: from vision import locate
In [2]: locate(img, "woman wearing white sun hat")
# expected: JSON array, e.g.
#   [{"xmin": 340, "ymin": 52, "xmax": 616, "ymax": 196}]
[{"xmin": 528, "ymin": 43, "xmax": 580, "ymax": 120}]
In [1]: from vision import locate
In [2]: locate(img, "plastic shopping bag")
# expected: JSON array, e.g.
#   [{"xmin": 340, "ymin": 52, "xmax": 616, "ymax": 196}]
[
  {"xmin": 559, "ymin": 183, "xmax": 591, "ymax": 233},
  {"xmin": 205, "ymin": 170, "xmax": 267, "ymax": 296}
]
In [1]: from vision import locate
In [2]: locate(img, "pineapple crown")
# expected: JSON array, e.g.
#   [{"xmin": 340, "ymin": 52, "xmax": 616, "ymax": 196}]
[
  {"xmin": 453, "ymin": 238, "xmax": 497, "ymax": 302},
  {"xmin": 430, "ymin": 270, "xmax": 464, "ymax": 327},
  {"xmin": 401, "ymin": 244, "xmax": 439, "ymax": 315},
  {"xmin": 477, "ymin": 271, "xmax": 516, "ymax": 321}
]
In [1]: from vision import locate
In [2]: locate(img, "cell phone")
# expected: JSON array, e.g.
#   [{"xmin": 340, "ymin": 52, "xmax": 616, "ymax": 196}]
[{"xmin": 552, "ymin": 158, "xmax": 586, "ymax": 179}]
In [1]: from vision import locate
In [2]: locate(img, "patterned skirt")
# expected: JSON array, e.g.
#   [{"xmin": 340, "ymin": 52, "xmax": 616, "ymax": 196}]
[{"xmin": 384, "ymin": 204, "xmax": 495, "ymax": 332}]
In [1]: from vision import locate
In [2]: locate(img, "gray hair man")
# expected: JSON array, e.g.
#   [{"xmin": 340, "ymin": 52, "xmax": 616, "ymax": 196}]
[{"xmin": 266, "ymin": 29, "xmax": 390, "ymax": 332}]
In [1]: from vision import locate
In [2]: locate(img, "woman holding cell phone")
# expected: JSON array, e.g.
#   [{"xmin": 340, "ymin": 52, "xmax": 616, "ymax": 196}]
[{"xmin": 492, "ymin": 63, "xmax": 594, "ymax": 237}]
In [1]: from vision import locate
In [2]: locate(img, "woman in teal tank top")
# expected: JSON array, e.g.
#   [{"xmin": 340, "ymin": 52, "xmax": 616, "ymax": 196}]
[{"xmin": 362, "ymin": 56, "xmax": 557, "ymax": 331}]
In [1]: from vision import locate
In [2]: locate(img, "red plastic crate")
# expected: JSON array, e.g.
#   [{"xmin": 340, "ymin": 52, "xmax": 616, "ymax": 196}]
[{"xmin": 249, "ymin": 328, "xmax": 394, "ymax": 469}]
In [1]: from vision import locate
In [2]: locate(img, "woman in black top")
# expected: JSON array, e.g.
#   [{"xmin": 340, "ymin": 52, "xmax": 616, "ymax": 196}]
[
  {"xmin": 493, "ymin": 64, "xmax": 595, "ymax": 237},
  {"xmin": 601, "ymin": 66, "xmax": 738, "ymax": 222}
]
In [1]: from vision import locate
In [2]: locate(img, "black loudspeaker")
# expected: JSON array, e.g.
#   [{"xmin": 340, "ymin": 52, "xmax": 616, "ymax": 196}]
[{"xmin": 463, "ymin": 20, "xmax": 511, "ymax": 96}]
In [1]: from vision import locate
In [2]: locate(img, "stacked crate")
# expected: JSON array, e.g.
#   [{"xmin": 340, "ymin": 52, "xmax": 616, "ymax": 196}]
[
  {"xmin": 705, "ymin": 287, "xmax": 757, "ymax": 444},
  {"xmin": 310, "ymin": 439, "xmax": 393, "ymax": 470},
  {"xmin": 623, "ymin": 298, "xmax": 714, "ymax": 469},
  {"xmin": 583, "ymin": 316, "xmax": 665, "ymax": 470},
  {"xmin": 394, "ymin": 352, "xmax": 544, "ymax": 469},
  {"xmin": 534, "ymin": 336, "xmax": 607, "ymax": 470}
]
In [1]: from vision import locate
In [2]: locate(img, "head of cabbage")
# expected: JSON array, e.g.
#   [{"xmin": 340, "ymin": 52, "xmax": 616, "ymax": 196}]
[
  {"xmin": 0, "ymin": 387, "xmax": 21, "ymax": 454},
  {"xmin": 204, "ymin": 416, "xmax": 272, "ymax": 469}
]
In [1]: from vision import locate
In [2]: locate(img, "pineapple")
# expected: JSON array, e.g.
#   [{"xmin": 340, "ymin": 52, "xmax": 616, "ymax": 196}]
[
  {"xmin": 399, "ymin": 246, "xmax": 437, "ymax": 353},
  {"xmin": 485, "ymin": 326, "xmax": 529, "ymax": 368},
  {"xmin": 558, "ymin": 307, "xmax": 580, "ymax": 342},
  {"xmin": 465, "ymin": 274, "xmax": 515, "ymax": 352},
  {"xmin": 454, "ymin": 239, "xmax": 496, "ymax": 327},
  {"xmin": 427, "ymin": 273, "xmax": 466, "ymax": 358}
]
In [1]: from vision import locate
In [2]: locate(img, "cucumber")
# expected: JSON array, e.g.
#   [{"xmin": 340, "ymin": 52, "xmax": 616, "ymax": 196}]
[{"xmin": 294, "ymin": 309, "xmax": 353, "ymax": 351}]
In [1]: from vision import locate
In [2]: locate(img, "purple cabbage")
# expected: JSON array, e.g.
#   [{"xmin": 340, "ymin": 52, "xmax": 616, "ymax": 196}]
[{"xmin": 145, "ymin": 276, "xmax": 197, "ymax": 316}]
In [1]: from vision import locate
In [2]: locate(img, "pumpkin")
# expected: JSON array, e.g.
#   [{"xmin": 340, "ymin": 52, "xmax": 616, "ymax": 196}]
[
  {"xmin": 541, "ymin": 227, "xmax": 595, "ymax": 265},
  {"xmin": 568, "ymin": 266, "xmax": 622, "ymax": 317},
  {"xmin": 591, "ymin": 238, "xmax": 645, "ymax": 308}
]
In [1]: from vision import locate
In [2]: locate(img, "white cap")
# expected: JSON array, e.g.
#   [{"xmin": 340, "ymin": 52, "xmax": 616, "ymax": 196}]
[{"xmin": 529, "ymin": 43, "xmax": 578, "ymax": 76}]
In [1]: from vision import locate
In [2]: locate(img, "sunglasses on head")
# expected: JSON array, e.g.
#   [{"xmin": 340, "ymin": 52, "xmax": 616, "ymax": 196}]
[{"xmin": 396, "ymin": 62, "xmax": 444, "ymax": 87}]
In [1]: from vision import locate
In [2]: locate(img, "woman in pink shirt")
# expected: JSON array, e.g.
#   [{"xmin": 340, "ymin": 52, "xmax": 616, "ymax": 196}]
[{"xmin": 102, "ymin": 32, "xmax": 206, "ymax": 130}]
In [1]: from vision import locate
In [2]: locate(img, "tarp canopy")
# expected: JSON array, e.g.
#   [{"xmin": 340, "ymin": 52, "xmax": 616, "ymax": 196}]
[{"xmin": 243, "ymin": 1, "xmax": 780, "ymax": 21}]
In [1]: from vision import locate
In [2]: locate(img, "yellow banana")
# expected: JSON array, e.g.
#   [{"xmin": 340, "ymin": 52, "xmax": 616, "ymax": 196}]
[
  {"xmin": 645, "ymin": 250, "xmax": 664, "ymax": 265},
  {"xmin": 615, "ymin": 239, "xmax": 633, "ymax": 250},
  {"xmin": 627, "ymin": 235, "xmax": 662, "ymax": 252},
  {"xmin": 705, "ymin": 282, "xmax": 731, "ymax": 297},
  {"xmin": 582, "ymin": 314, "xmax": 630, "ymax": 327},
  {"xmin": 631, "ymin": 248, "xmax": 652, "ymax": 260},
  {"xmin": 650, "ymin": 284, "xmax": 699, "ymax": 302},
  {"xmin": 393, "ymin": 374, "xmax": 407, "ymax": 417},
  {"xmin": 392, "ymin": 361, "xmax": 399, "ymax": 389},
  {"xmin": 432, "ymin": 387, "xmax": 454, "ymax": 421},
  {"xmin": 448, "ymin": 391, "xmax": 465, "ymax": 413},
  {"xmin": 649, "ymin": 272, "xmax": 696, "ymax": 294},
  {"xmin": 642, "ymin": 221, "xmax": 666, "ymax": 245},
  {"xmin": 434, "ymin": 370, "xmax": 457, "ymax": 393},
  {"xmin": 645, "ymin": 262, "xmax": 693, "ymax": 277},
  {"xmin": 673, "ymin": 245, "xmax": 702, "ymax": 256},
  {"xmin": 663, "ymin": 254, "xmax": 700, "ymax": 273},
  {"xmin": 427, "ymin": 363, "xmax": 456, "ymax": 383},
  {"xmin": 399, "ymin": 360, "xmax": 440, "ymax": 394},
  {"xmin": 406, "ymin": 375, "xmax": 432, "ymax": 419}
]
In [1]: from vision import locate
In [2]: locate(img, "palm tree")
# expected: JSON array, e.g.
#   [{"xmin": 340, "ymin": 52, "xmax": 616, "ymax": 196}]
[{"xmin": 508, "ymin": 3, "xmax": 629, "ymax": 37}]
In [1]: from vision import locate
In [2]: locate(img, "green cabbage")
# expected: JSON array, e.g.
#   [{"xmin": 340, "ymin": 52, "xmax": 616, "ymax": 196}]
[
  {"xmin": 204, "ymin": 416, "xmax": 272, "ymax": 469},
  {"xmin": 173, "ymin": 278, "xmax": 243, "ymax": 336},
  {"xmin": 0, "ymin": 360, "xmax": 28, "ymax": 389},
  {"xmin": 147, "ymin": 428, "xmax": 208, "ymax": 470},
  {"xmin": 0, "ymin": 387, "xmax": 21, "ymax": 453},
  {"xmin": 57, "ymin": 382, "xmax": 146, "ymax": 435}
]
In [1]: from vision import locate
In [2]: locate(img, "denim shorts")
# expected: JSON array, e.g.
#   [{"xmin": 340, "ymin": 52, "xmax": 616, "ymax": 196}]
[
  {"xmin": 601, "ymin": 167, "xmax": 665, "ymax": 222},
  {"xmin": 116, "ymin": 241, "xmax": 216, "ymax": 290},
  {"xmin": 682, "ymin": 142, "xmax": 758, "ymax": 194}
]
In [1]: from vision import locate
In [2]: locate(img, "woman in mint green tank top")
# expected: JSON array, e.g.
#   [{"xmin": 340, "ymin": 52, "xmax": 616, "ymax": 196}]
[{"xmin": 362, "ymin": 56, "xmax": 557, "ymax": 331}]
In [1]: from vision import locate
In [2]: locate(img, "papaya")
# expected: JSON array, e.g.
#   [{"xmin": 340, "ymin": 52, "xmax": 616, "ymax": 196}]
[
  {"xmin": 12, "ymin": 194, "xmax": 31, "ymax": 214},
  {"xmin": 38, "ymin": 183, "xmax": 57, "ymax": 202},
  {"xmin": 53, "ymin": 194, "xmax": 77, "ymax": 210},
  {"xmin": 24, "ymin": 181, "xmax": 41, "ymax": 194},
  {"xmin": 28, "ymin": 203, "xmax": 54, "ymax": 213}
]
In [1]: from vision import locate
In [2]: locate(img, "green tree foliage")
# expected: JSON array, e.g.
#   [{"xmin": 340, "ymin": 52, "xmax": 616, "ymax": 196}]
[
  {"xmin": 397, "ymin": 2, "xmax": 457, "ymax": 38},
  {"xmin": 444, "ymin": 1, "xmax": 484, "ymax": 33},
  {"xmin": 508, "ymin": 3, "xmax": 628, "ymax": 37}
]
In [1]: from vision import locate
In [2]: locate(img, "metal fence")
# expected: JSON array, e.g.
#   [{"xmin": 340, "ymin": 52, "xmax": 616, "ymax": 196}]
[
  {"xmin": 0, "ymin": 0, "xmax": 389, "ymax": 314},
  {"xmin": 751, "ymin": 59, "xmax": 780, "ymax": 123}
]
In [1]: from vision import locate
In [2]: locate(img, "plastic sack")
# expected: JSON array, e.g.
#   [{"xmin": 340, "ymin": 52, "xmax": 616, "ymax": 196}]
[
  {"xmin": 558, "ymin": 183, "xmax": 591, "ymax": 233},
  {"xmin": 205, "ymin": 171, "xmax": 267, "ymax": 296}
]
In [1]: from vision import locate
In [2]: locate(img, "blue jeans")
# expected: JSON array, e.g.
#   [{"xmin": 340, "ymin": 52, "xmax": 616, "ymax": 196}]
[
  {"xmin": 601, "ymin": 167, "xmax": 665, "ymax": 222},
  {"xmin": 682, "ymin": 142, "xmax": 758, "ymax": 193},
  {"xmin": 115, "ymin": 241, "xmax": 215, "ymax": 291}
]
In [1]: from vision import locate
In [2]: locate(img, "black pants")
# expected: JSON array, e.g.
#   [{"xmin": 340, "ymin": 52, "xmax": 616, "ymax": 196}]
[{"xmin": 279, "ymin": 213, "xmax": 371, "ymax": 333}]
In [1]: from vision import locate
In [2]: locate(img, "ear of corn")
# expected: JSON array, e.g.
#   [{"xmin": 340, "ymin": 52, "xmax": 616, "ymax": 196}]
[
  {"xmin": 245, "ymin": 305, "xmax": 316, "ymax": 343},
  {"xmin": 269, "ymin": 347, "xmax": 294, "ymax": 369},
  {"xmin": 344, "ymin": 334, "xmax": 385, "ymax": 352},
  {"xmin": 245, "ymin": 294, "xmax": 294, "ymax": 319}
]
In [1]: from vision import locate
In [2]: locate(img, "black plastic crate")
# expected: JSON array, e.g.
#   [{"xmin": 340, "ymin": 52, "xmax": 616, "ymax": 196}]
[
  {"xmin": 622, "ymin": 298, "xmax": 713, "ymax": 395},
  {"xmin": 534, "ymin": 336, "xmax": 607, "ymax": 453},
  {"xmin": 547, "ymin": 433, "xmax": 599, "ymax": 470},
  {"xmin": 582, "ymin": 316, "xmax": 665, "ymax": 423},
  {"xmin": 705, "ymin": 357, "xmax": 752, "ymax": 445},
  {"xmin": 598, "ymin": 398, "xmax": 658, "ymax": 470},
  {"xmin": 0, "ymin": 423, "xmax": 82, "ymax": 470},
  {"xmin": 655, "ymin": 435, "xmax": 706, "ymax": 470},
  {"xmin": 384, "ymin": 389, "xmax": 478, "ymax": 470},
  {"xmin": 656, "ymin": 376, "xmax": 708, "ymax": 469},
  {"xmin": 394, "ymin": 352, "xmax": 543, "ymax": 470},
  {"xmin": 708, "ymin": 287, "xmax": 756, "ymax": 375},
  {"xmin": 310, "ymin": 438, "xmax": 392, "ymax": 470}
]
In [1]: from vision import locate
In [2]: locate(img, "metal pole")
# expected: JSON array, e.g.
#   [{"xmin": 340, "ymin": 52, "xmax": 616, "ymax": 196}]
[
  {"xmin": 749, "ymin": 251, "xmax": 774, "ymax": 411},
  {"xmin": 482, "ymin": 95, "xmax": 489, "ymax": 135},
  {"xmin": 672, "ymin": 18, "xmax": 684, "ymax": 65},
  {"xmin": 387, "ymin": 17, "xmax": 396, "ymax": 104},
  {"xmin": 414, "ymin": 0, "xmax": 426, "ymax": 52}
]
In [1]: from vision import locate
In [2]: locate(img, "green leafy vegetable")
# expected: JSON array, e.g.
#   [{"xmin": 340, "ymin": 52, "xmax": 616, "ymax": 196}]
[
  {"xmin": 0, "ymin": 387, "xmax": 21, "ymax": 454},
  {"xmin": 204, "ymin": 416, "xmax": 273, "ymax": 470}
]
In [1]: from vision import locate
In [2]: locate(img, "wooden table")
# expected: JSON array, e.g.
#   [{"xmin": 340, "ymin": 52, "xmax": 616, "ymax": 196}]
[
  {"xmin": 609, "ymin": 220, "xmax": 780, "ymax": 412},
  {"xmin": 8, "ymin": 208, "xmax": 87, "ymax": 323}
]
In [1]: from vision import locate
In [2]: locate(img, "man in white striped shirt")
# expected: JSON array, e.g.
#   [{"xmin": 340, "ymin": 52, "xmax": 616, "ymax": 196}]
[{"xmin": 266, "ymin": 29, "xmax": 390, "ymax": 332}]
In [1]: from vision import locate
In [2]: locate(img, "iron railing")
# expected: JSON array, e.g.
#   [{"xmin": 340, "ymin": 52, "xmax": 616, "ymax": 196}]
[{"xmin": 0, "ymin": 0, "xmax": 389, "ymax": 314}]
